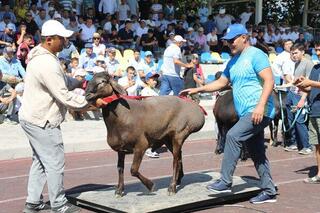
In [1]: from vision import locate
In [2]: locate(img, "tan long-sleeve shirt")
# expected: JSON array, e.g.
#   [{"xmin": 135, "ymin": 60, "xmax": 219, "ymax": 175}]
[{"xmin": 19, "ymin": 45, "xmax": 88, "ymax": 127}]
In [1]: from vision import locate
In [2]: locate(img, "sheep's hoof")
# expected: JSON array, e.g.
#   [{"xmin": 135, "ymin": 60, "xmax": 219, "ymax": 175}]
[
  {"xmin": 167, "ymin": 187, "xmax": 176, "ymax": 196},
  {"xmin": 149, "ymin": 183, "xmax": 156, "ymax": 192},
  {"xmin": 115, "ymin": 190, "xmax": 124, "ymax": 198}
]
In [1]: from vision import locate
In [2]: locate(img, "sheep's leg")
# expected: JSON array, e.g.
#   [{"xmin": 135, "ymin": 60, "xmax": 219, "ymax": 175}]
[
  {"xmin": 165, "ymin": 142, "xmax": 184, "ymax": 185},
  {"xmin": 168, "ymin": 140, "xmax": 183, "ymax": 196},
  {"xmin": 131, "ymin": 149, "xmax": 155, "ymax": 192},
  {"xmin": 177, "ymin": 150, "xmax": 184, "ymax": 185},
  {"xmin": 115, "ymin": 151, "xmax": 125, "ymax": 197}
]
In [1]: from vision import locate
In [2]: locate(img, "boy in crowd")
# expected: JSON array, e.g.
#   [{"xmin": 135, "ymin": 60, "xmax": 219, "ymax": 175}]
[{"xmin": 141, "ymin": 71, "xmax": 161, "ymax": 158}]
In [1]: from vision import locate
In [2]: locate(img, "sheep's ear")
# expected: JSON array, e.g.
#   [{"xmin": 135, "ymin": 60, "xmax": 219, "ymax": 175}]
[{"xmin": 110, "ymin": 79, "xmax": 127, "ymax": 95}]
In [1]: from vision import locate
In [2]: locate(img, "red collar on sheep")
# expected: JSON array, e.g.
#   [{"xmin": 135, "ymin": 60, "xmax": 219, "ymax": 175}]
[{"xmin": 101, "ymin": 94, "xmax": 207, "ymax": 115}]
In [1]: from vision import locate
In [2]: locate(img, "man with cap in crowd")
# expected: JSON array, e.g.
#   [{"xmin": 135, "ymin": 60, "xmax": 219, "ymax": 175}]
[
  {"xmin": 137, "ymin": 50, "xmax": 157, "ymax": 79},
  {"xmin": 0, "ymin": 12, "xmax": 16, "ymax": 32},
  {"xmin": 19, "ymin": 20, "xmax": 102, "ymax": 213},
  {"xmin": 180, "ymin": 24, "xmax": 278, "ymax": 204},
  {"xmin": 160, "ymin": 35, "xmax": 193, "ymax": 96},
  {"xmin": 79, "ymin": 43, "xmax": 97, "ymax": 70},
  {"xmin": 0, "ymin": 4, "xmax": 17, "ymax": 23},
  {"xmin": 214, "ymin": 7, "xmax": 234, "ymax": 39},
  {"xmin": 141, "ymin": 71, "xmax": 161, "ymax": 158},
  {"xmin": 135, "ymin": 19, "xmax": 149, "ymax": 46},
  {"xmin": 105, "ymin": 47, "xmax": 122, "ymax": 78},
  {"xmin": 0, "ymin": 69, "xmax": 17, "ymax": 125},
  {"xmin": 0, "ymin": 47, "xmax": 25, "ymax": 86},
  {"xmin": 0, "ymin": 23, "xmax": 15, "ymax": 52}
]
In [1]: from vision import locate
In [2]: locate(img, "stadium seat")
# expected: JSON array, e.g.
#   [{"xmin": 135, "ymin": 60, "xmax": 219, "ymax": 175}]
[
  {"xmin": 115, "ymin": 49, "xmax": 123, "ymax": 61},
  {"xmin": 269, "ymin": 53, "xmax": 277, "ymax": 64},
  {"xmin": 275, "ymin": 46, "xmax": 284, "ymax": 54},
  {"xmin": 80, "ymin": 48, "xmax": 85, "ymax": 54},
  {"xmin": 274, "ymin": 75, "xmax": 282, "ymax": 85},
  {"xmin": 123, "ymin": 49, "xmax": 134, "ymax": 62},
  {"xmin": 312, "ymin": 54, "xmax": 319, "ymax": 64},
  {"xmin": 220, "ymin": 52, "xmax": 231, "ymax": 60},
  {"xmin": 140, "ymin": 50, "xmax": 145, "ymax": 59},
  {"xmin": 206, "ymin": 74, "xmax": 215, "ymax": 83},
  {"xmin": 119, "ymin": 57, "xmax": 129, "ymax": 71},
  {"xmin": 156, "ymin": 58, "xmax": 163, "ymax": 72},
  {"xmin": 211, "ymin": 52, "xmax": 222, "ymax": 61},
  {"xmin": 201, "ymin": 52, "xmax": 213, "ymax": 63}
]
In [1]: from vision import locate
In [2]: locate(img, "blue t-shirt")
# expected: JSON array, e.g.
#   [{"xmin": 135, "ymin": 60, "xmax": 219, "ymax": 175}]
[
  {"xmin": 222, "ymin": 46, "xmax": 275, "ymax": 118},
  {"xmin": 308, "ymin": 64, "xmax": 320, "ymax": 117}
]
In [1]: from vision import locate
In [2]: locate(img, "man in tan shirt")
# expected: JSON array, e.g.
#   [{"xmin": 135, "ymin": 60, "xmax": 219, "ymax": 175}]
[{"xmin": 20, "ymin": 20, "xmax": 90, "ymax": 213}]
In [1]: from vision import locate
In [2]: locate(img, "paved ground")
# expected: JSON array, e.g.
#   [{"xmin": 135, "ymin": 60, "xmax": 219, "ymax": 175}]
[{"xmin": 1, "ymin": 139, "xmax": 319, "ymax": 213}]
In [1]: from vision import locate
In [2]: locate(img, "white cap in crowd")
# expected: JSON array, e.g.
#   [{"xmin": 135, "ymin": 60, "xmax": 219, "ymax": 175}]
[
  {"xmin": 41, "ymin": 20, "xmax": 74, "ymax": 37},
  {"xmin": 174, "ymin": 35, "xmax": 186, "ymax": 43}
]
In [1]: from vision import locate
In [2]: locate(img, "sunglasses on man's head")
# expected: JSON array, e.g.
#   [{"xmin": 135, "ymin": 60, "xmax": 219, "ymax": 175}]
[
  {"xmin": 93, "ymin": 37, "xmax": 100, "ymax": 40},
  {"xmin": 315, "ymin": 48, "xmax": 320, "ymax": 52}
]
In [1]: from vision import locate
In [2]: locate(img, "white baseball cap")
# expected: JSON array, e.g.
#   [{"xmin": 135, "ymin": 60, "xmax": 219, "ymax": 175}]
[
  {"xmin": 41, "ymin": 20, "xmax": 74, "ymax": 37},
  {"xmin": 174, "ymin": 35, "xmax": 186, "ymax": 42}
]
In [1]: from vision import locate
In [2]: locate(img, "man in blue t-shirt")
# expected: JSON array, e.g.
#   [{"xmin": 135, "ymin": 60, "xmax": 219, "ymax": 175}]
[
  {"xmin": 180, "ymin": 24, "xmax": 277, "ymax": 204},
  {"xmin": 294, "ymin": 40, "xmax": 320, "ymax": 184}
]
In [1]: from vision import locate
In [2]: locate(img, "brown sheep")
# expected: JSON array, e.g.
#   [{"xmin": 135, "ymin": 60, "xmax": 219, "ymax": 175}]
[{"xmin": 85, "ymin": 72, "xmax": 205, "ymax": 196}]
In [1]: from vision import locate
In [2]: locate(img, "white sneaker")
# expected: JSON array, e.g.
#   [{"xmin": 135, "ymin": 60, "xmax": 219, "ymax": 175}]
[
  {"xmin": 283, "ymin": 145, "xmax": 298, "ymax": 152},
  {"xmin": 298, "ymin": 148, "xmax": 313, "ymax": 155},
  {"xmin": 145, "ymin": 148, "xmax": 160, "ymax": 158}
]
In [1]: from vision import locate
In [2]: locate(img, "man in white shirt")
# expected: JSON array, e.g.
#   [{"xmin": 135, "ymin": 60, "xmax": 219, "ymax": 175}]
[
  {"xmin": 272, "ymin": 39, "xmax": 294, "ymax": 82},
  {"xmin": 136, "ymin": 19, "xmax": 148, "ymax": 45},
  {"xmin": 80, "ymin": 17, "xmax": 96, "ymax": 43},
  {"xmin": 160, "ymin": 35, "xmax": 193, "ymax": 95},
  {"xmin": 214, "ymin": 7, "xmax": 234, "ymax": 38},
  {"xmin": 128, "ymin": 49, "xmax": 141, "ymax": 70},
  {"xmin": 99, "ymin": 0, "xmax": 118, "ymax": 16},
  {"xmin": 118, "ymin": 0, "xmax": 130, "ymax": 24},
  {"xmin": 118, "ymin": 66, "xmax": 144, "ymax": 96},
  {"xmin": 263, "ymin": 29, "xmax": 276, "ymax": 46},
  {"xmin": 127, "ymin": 0, "xmax": 139, "ymax": 16},
  {"xmin": 92, "ymin": 32, "xmax": 106, "ymax": 55},
  {"xmin": 240, "ymin": 6, "xmax": 253, "ymax": 26}
]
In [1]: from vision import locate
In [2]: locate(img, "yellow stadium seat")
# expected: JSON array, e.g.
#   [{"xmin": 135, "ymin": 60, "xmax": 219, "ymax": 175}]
[
  {"xmin": 119, "ymin": 57, "xmax": 129, "ymax": 71},
  {"xmin": 211, "ymin": 52, "xmax": 223, "ymax": 63},
  {"xmin": 123, "ymin": 49, "xmax": 134, "ymax": 62},
  {"xmin": 115, "ymin": 49, "xmax": 123, "ymax": 61},
  {"xmin": 269, "ymin": 53, "xmax": 277, "ymax": 64}
]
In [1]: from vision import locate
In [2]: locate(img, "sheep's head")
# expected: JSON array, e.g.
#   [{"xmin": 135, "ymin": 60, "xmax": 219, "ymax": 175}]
[{"xmin": 85, "ymin": 72, "xmax": 126, "ymax": 102}]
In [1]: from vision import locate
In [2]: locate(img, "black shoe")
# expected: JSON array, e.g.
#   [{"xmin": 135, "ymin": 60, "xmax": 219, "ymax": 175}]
[
  {"xmin": 23, "ymin": 202, "xmax": 50, "ymax": 213},
  {"xmin": 51, "ymin": 202, "xmax": 81, "ymax": 213}
]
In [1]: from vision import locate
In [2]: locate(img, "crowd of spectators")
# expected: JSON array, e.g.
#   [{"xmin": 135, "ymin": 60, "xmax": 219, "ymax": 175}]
[{"xmin": 0, "ymin": 0, "xmax": 318, "ymax": 127}]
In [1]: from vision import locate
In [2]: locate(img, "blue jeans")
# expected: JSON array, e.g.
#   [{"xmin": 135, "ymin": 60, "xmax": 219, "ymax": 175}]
[
  {"xmin": 285, "ymin": 91, "xmax": 310, "ymax": 149},
  {"xmin": 220, "ymin": 113, "xmax": 277, "ymax": 196},
  {"xmin": 159, "ymin": 75, "xmax": 183, "ymax": 96}
]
